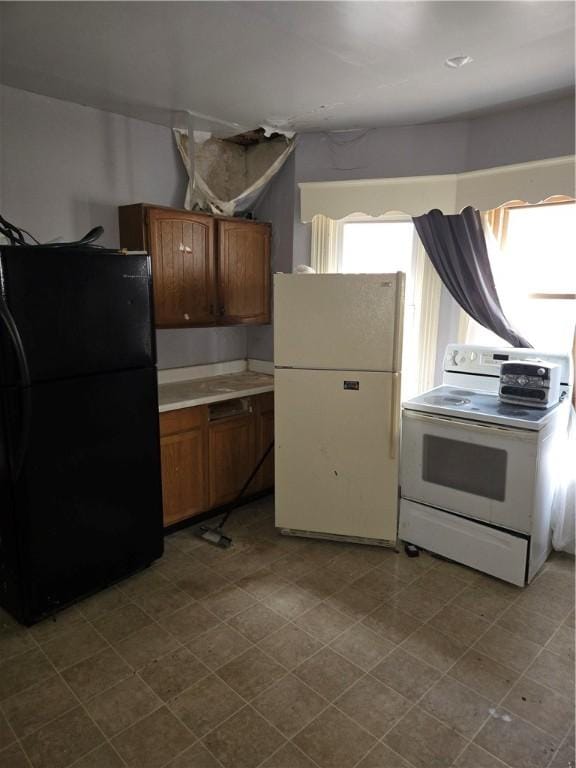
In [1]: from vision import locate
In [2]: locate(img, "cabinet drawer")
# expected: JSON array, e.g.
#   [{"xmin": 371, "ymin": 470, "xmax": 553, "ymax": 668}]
[
  {"xmin": 160, "ymin": 406, "xmax": 207, "ymax": 437},
  {"xmin": 399, "ymin": 499, "xmax": 528, "ymax": 587}
]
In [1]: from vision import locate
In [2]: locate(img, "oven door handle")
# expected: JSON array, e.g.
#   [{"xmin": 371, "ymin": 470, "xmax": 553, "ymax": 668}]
[{"xmin": 402, "ymin": 410, "xmax": 537, "ymax": 438}]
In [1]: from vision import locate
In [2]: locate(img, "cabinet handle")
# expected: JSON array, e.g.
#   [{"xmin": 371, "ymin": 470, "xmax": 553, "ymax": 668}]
[
  {"xmin": 183, "ymin": 312, "xmax": 190, "ymax": 321},
  {"xmin": 179, "ymin": 243, "xmax": 192, "ymax": 253}
]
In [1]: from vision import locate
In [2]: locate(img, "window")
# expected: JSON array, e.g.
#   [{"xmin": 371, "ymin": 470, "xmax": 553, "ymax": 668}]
[
  {"xmin": 466, "ymin": 201, "xmax": 576, "ymax": 353},
  {"xmin": 340, "ymin": 218, "xmax": 422, "ymax": 399}
]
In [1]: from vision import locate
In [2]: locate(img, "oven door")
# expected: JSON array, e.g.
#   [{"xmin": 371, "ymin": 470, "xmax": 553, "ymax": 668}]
[{"xmin": 400, "ymin": 410, "xmax": 538, "ymax": 533}]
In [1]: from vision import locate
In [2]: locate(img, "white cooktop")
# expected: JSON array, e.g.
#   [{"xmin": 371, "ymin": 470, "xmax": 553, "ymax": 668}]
[{"xmin": 403, "ymin": 385, "xmax": 563, "ymax": 431}]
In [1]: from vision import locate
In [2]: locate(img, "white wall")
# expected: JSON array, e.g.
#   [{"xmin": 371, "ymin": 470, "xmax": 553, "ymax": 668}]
[{"xmin": 0, "ymin": 85, "xmax": 248, "ymax": 369}]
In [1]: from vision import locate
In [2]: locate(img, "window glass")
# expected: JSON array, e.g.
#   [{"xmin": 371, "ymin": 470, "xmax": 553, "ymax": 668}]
[{"xmin": 341, "ymin": 220, "xmax": 418, "ymax": 398}]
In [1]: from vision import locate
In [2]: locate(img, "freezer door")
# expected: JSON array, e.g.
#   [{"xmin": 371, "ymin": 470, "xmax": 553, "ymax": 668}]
[
  {"xmin": 275, "ymin": 368, "xmax": 400, "ymax": 543},
  {"xmin": 0, "ymin": 248, "xmax": 155, "ymax": 385},
  {"xmin": 2, "ymin": 367, "xmax": 163, "ymax": 624},
  {"xmin": 274, "ymin": 273, "xmax": 405, "ymax": 372}
]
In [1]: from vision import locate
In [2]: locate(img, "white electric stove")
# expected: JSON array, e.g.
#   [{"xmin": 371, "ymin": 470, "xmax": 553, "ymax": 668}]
[{"xmin": 399, "ymin": 344, "xmax": 573, "ymax": 586}]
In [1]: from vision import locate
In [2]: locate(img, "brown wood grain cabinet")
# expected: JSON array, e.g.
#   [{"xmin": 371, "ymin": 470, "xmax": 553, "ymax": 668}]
[
  {"xmin": 118, "ymin": 204, "xmax": 271, "ymax": 328},
  {"xmin": 159, "ymin": 392, "xmax": 274, "ymax": 528},
  {"xmin": 159, "ymin": 406, "xmax": 209, "ymax": 527}
]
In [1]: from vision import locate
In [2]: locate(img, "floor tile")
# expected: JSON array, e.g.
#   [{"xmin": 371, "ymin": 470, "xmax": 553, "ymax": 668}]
[
  {"xmin": 294, "ymin": 647, "xmax": 363, "ymax": 701},
  {"xmin": 515, "ymin": 585, "xmax": 573, "ymax": 623},
  {"xmin": 77, "ymin": 587, "xmax": 130, "ymax": 622},
  {"xmin": 236, "ymin": 569, "xmax": 290, "ymax": 599},
  {"xmin": 21, "ymin": 705, "xmax": 104, "ymax": 768},
  {"xmin": 362, "ymin": 604, "xmax": 422, "ymax": 644},
  {"xmin": 112, "ymin": 706, "xmax": 194, "ymax": 768},
  {"xmin": 449, "ymin": 649, "xmax": 520, "ymax": 700},
  {"xmin": 411, "ymin": 568, "xmax": 469, "ymax": 602},
  {"xmin": 475, "ymin": 708, "xmax": 558, "ymax": 768},
  {"xmin": 525, "ymin": 649, "xmax": 575, "ymax": 701},
  {"xmin": 92, "ymin": 604, "xmax": 152, "ymax": 644},
  {"xmin": 351, "ymin": 570, "xmax": 404, "ymax": 602},
  {"xmin": 139, "ymin": 646, "xmax": 208, "ymax": 702},
  {"xmin": 0, "ymin": 714, "xmax": 12, "ymax": 753},
  {"xmin": 401, "ymin": 624, "xmax": 466, "ymax": 672},
  {"xmin": 260, "ymin": 742, "xmax": 317, "ymax": 768},
  {"xmin": 175, "ymin": 566, "xmax": 229, "ymax": 600},
  {"xmin": 429, "ymin": 557, "xmax": 485, "ymax": 585},
  {"xmin": 118, "ymin": 568, "xmax": 169, "ymax": 599},
  {"xmin": 474, "ymin": 625, "xmax": 541, "ymax": 673},
  {"xmin": 376, "ymin": 551, "xmax": 435, "ymax": 583},
  {"xmin": 170, "ymin": 673, "xmax": 244, "ymax": 738},
  {"xmin": 62, "ymin": 647, "xmax": 132, "ymax": 702},
  {"xmin": 162, "ymin": 602, "xmax": 221, "ymax": 643},
  {"xmin": 502, "ymin": 677, "xmax": 574, "ymax": 740},
  {"xmin": 324, "ymin": 585, "xmax": 383, "ymax": 620},
  {"xmin": 294, "ymin": 602, "xmax": 353, "ymax": 644},
  {"xmin": 371, "ymin": 648, "xmax": 441, "ymax": 701},
  {"xmin": 420, "ymin": 676, "xmax": 493, "ymax": 739},
  {"xmin": 0, "ymin": 742, "xmax": 33, "ymax": 768},
  {"xmin": 496, "ymin": 604, "xmax": 561, "ymax": 646},
  {"xmin": 386, "ymin": 584, "xmax": 448, "ymax": 621},
  {"xmin": 295, "ymin": 571, "xmax": 347, "ymax": 600},
  {"xmin": 252, "ymin": 674, "xmax": 326, "ymax": 737},
  {"xmin": 132, "ymin": 585, "xmax": 194, "ymax": 619},
  {"xmin": 71, "ymin": 744, "xmax": 125, "ymax": 768},
  {"xmin": 200, "ymin": 585, "xmax": 256, "ymax": 621},
  {"xmin": 325, "ymin": 552, "xmax": 376, "ymax": 581},
  {"xmin": 227, "ymin": 602, "xmax": 286, "ymax": 643},
  {"xmin": 84, "ymin": 675, "xmax": 160, "ymax": 737},
  {"xmin": 384, "ymin": 706, "xmax": 467, "ymax": 768},
  {"xmin": 42, "ymin": 623, "xmax": 106, "ymax": 670},
  {"xmin": 114, "ymin": 622, "xmax": 180, "ymax": 669},
  {"xmin": 187, "ymin": 623, "xmax": 252, "ymax": 671},
  {"xmin": 202, "ymin": 705, "xmax": 285, "ymax": 768},
  {"xmin": 549, "ymin": 738, "xmax": 576, "ymax": 768},
  {"xmin": 330, "ymin": 624, "xmax": 394, "ymax": 671},
  {"xmin": 335, "ymin": 674, "xmax": 411, "ymax": 738},
  {"xmin": 268, "ymin": 555, "xmax": 315, "ymax": 583},
  {"xmin": 2, "ymin": 674, "xmax": 77, "ymax": 739},
  {"xmin": 262, "ymin": 584, "xmax": 321, "ymax": 620},
  {"xmin": 427, "ymin": 603, "xmax": 491, "ymax": 647},
  {"xmin": 453, "ymin": 585, "xmax": 516, "ymax": 621},
  {"xmin": 356, "ymin": 742, "xmax": 415, "ymax": 767},
  {"xmin": 217, "ymin": 646, "xmax": 286, "ymax": 700},
  {"xmin": 454, "ymin": 743, "xmax": 510, "ymax": 767},
  {"xmin": 293, "ymin": 705, "xmax": 376, "ymax": 768},
  {"xmin": 166, "ymin": 743, "xmax": 222, "ymax": 768},
  {"xmin": 0, "ymin": 648, "xmax": 53, "ymax": 701},
  {"xmin": 30, "ymin": 607, "xmax": 85, "ymax": 644},
  {"xmin": 547, "ymin": 624, "xmax": 575, "ymax": 661},
  {"xmin": 258, "ymin": 623, "xmax": 322, "ymax": 670}
]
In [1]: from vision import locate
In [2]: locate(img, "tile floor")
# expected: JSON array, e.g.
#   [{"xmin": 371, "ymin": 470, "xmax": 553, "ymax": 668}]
[{"xmin": 0, "ymin": 495, "xmax": 574, "ymax": 768}]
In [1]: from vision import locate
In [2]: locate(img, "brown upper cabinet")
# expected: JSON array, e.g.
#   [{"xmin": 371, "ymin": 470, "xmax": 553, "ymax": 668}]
[{"xmin": 118, "ymin": 204, "xmax": 271, "ymax": 328}]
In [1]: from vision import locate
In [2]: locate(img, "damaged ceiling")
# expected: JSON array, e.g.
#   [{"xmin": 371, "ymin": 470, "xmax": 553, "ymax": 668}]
[{"xmin": 0, "ymin": 1, "xmax": 574, "ymax": 134}]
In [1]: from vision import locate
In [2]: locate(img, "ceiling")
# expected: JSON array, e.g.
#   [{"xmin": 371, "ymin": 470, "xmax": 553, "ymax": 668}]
[{"xmin": 0, "ymin": 1, "xmax": 574, "ymax": 135}]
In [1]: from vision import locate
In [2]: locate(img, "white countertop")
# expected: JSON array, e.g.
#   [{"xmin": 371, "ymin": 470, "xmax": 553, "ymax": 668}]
[{"xmin": 158, "ymin": 370, "xmax": 274, "ymax": 412}]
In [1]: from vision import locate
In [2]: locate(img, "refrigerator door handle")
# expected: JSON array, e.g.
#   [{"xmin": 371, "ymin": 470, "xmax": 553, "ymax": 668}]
[
  {"xmin": 0, "ymin": 299, "xmax": 32, "ymax": 477},
  {"xmin": 389, "ymin": 373, "xmax": 400, "ymax": 460}
]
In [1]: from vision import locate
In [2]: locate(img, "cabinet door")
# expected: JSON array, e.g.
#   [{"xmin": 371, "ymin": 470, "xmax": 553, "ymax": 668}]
[
  {"xmin": 208, "ymin": 413, "xmax": 255, "ymax": 508},
  {"xmin": 161, "ymin": 427, "xmax": 207, "ymax": 526},
  {"xmin": 217, "ymin": 220, "xmax": 271, "ymax": 324},
  {"xmin": 148, "ymin": 208, "xmax": 216, "ymax": 327},
  {"xmin": 247, "ymin": 392, "xmax": 274, "ymax": 494}
]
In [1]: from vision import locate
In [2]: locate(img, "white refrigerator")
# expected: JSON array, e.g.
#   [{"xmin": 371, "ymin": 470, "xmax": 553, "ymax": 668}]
[{"xmin": 274, "ymin": 273, "xmax": 405, "ymax": 546}]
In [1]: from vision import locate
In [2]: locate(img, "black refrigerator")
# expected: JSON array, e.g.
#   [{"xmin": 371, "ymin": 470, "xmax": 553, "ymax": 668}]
[{"xmin": 0, "ymin": 246, "xmax": 163, "ymax": 625}]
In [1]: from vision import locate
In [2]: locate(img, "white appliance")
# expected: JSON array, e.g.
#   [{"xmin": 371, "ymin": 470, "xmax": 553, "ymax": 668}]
[
  {"xmin": 274, "ymin": 273, "xmax": 405, "ymax": 546},
  {"xmin": 399, "ymin": 344, "xmax": 573, "ymax": 586}
]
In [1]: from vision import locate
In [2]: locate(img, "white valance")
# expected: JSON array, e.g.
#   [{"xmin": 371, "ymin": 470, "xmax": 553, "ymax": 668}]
[{"xmin": 298, "ymin": 156, "xmax": 575, "ymax": 221}]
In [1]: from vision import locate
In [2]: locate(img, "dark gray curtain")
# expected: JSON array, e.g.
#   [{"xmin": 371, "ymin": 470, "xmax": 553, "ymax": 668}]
[{"xmin": 412, "ymin": 206, "xmax": 532, "ymax": 349}]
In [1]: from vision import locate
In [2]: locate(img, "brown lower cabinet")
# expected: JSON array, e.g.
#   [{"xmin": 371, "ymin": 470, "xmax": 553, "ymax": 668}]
[{"xmin": 159, "ymin": 391, "xmax": 274, "ymax": 528}]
